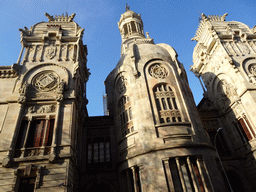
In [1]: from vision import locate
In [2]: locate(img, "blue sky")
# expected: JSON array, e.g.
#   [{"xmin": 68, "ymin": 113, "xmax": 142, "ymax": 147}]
[{"xmin": 0, "ymin": 0, "xmax": 256, "ymax": 116}]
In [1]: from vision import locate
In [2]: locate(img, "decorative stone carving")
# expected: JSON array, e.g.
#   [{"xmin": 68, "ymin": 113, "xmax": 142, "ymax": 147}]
[
  {"xmin": 19, "ymin": 81, "xmax": 29, "ymax": 94},
  {"xmin": 0, "ymin": 66, "xmax": 18, "ymax": 78},
  {"xmin": 237, "ymin": 42, "xmax": 250, "ymax": 55},
  {"xmin": 18, "ymin": 96, "xmax": 26, "ymax": 104},
  {"xmin": 56, "ymin": 94, "xmax": 64, "ymax": 102},
  {"xmin": 155, "ymin": 91, "xmax": 174, "ymax": 98},
  {"xmin": 45, "ymin": 45, "xmax": 56, "ymax": 59},
  {"xmin": 25, "ymin": 148, "xmax": 41, "ymax": 157},
  {"xmin": 45, "ymin": 13, "xmax": 76, "ymax": 22},
  {"xmin": 55, "ymin": 80, "xmax": 66, "ymax": 102},
  {"xmin": 26, "ymin": 104, "xmax": 56, "ymax": 114},
  {"xmin": 11, "ymin": 63, "xmax": 22, "ymax": 76},
  {"xmin": 33, "ymin": 72, "xmax": 59, "ymax": 92},
  {"xmin": 160, "ymin": 110, "xmax": 180, "ymax": 117},
  {"xmin": 116, "ymin": 75, "xmax": 127, "ymax": 94},
  {"xmin": 149, "ymin": 64, "xmax": 168, "ymax": 79},
  {"xmin": 57, "ymin": 79, "xmax": 66, "ymax": 93},
  {"xmin": 217, "ymin": 80, "xmax": 237, "ymax": 101},
  {"xmin": 248, "ymin": 64, "xmax": 256, "ymax": 85},
  {"xmin": 249, "ymin": 64, "xmax": 256, "ymax": 76},
  {"xmin": 18, "ymin": 81, "xmax": 30, "ymax": 104}
]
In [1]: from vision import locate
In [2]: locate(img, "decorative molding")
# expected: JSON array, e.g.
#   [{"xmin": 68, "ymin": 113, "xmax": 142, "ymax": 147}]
[{"xmin": 0, "ymin": 66, "xmax": 18, "ymax": 78}]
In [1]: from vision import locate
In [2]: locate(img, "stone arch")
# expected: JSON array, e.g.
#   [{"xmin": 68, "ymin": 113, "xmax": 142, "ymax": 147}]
[
  {"xmin": 21, "ymin": 63, "xmax": 69, "ymax": 87},
  {"xmin": 18, "ymin": 63, "xmax": 69, "ymax": 99}
]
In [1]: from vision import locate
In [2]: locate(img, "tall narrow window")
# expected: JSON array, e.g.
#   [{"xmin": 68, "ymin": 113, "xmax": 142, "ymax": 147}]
[
  {"xmin": 154, "ymin": 84, "xmax": 182, "ymax": 124},
  {"xmin": 118, "ymin": 96, "xmax": 133, "ymax": 137}
]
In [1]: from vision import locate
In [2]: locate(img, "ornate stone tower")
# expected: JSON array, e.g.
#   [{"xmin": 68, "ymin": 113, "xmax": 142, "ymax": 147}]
[
  {"xmin": 191, "ymin": 13, "xmax": 256, "ymax": 191},
  {"xmin": 0, "ymin": 13, "xmax": 89, "ymax": 191},
  {"xmin": 105, "ymin": 7, "xmax": 228, "ymax": 192}
]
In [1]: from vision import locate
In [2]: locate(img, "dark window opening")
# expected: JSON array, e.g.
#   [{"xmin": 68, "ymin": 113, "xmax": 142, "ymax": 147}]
[{"xmin": 18, "ymin": 177, "xmax": 36, "ymax": 192}]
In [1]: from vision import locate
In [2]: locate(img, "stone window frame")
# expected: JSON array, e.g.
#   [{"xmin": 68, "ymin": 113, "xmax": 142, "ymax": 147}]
[
  {"xmin": 117, "ymin": 96, "xmax": 134, "ymax": 137},
  {"xmin": 235, "ymin": 114, "xmax": 255, "ymax": 142},
  {"xmin": 153, "ymin": 83, "xmax": 182, "ymax": 124},
  {"xmin": 12, "ymin": 165, "xmax": 43, "ymax": 191},
  {"xmin": 14, "ymin": 113, "xmax": 56, "ymax": 159}
]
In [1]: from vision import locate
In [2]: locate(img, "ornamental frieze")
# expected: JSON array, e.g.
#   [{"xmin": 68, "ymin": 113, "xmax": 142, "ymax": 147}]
[
  {"xmin": 26, "ymin": 104, "xmax": 56, "ymax": 114},
  {"xmin": 155, "ymin": 91, "xmax": 174, "ymax": 98},
  {"xmin": 160, "ymin": 110, "xmax": 180, "ymax": 117}
]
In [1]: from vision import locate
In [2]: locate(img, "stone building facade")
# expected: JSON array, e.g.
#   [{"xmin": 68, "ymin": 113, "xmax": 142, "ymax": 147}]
[
  {"xmin": 191, "ymin": 13, "xmax": 256, "ymax": 191},
  {"xmin": 0, "ymin": 13, "xmax": 89, "ymax": 191},
  {"xmin": 0, "ymin": 8, "xmax": 255, "ymax": 192}
]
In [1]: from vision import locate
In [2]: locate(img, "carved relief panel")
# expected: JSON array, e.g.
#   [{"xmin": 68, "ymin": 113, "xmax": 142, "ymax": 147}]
[{"xmin": 23, "ymin": 43, "xmax": 76, "ymax": 63}]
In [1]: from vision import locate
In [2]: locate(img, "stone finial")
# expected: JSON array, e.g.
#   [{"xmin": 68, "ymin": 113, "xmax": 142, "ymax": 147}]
[
  {"xmin": 125, "ymin": 3, "xmax": 130, "ymax": 12},
  {"xmin": 146, "ymin": 32, "xmax": 150, "ymax": 39}
]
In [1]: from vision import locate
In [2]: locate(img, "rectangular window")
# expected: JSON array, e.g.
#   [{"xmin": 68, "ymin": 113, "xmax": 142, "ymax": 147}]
[
  {"xmin": 87, "ymin": 141, "xmax": 111, "ymax": 163},
  {"xmin": 15, "ymin": 118, "xmax": 55, "ymax": 158},
  {"xmin": 26, "ymin": 120, "xmax": 46, "ymax": 148},
  {"xmin": 238, "ymin": 116, "xmax": 255, "ymax": 141}
]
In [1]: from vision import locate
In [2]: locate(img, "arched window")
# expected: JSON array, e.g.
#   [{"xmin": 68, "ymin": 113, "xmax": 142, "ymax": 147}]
[
  {"xmin": 118, "ymin": 96, "xmax": 133, "ymax": 137},
  {"xmin": 154, "ymin": 84, "xmax": 182, "ymax": 124}
]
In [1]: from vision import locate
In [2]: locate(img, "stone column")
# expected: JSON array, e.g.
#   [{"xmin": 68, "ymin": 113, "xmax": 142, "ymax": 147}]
[{"xmin": 162, "ymin": 158, "xmax": 175, "ymax": 192}]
